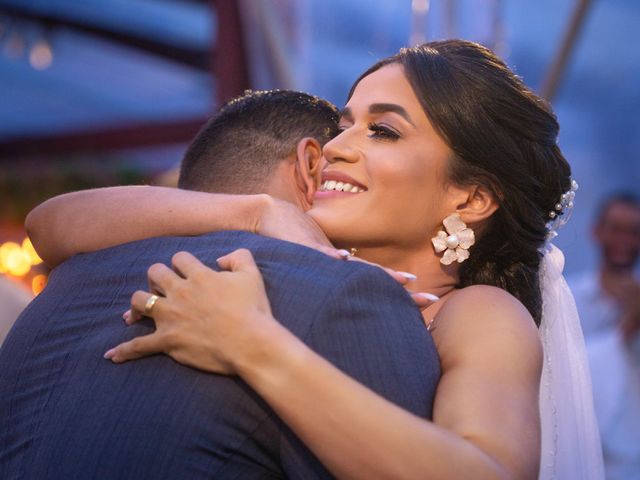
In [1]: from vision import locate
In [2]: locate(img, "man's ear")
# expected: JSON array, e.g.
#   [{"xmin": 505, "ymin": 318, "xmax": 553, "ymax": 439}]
[
  {"xmin": 455, "ymin": 185, "xmax": 499, "ymax": 225},
  {"xmin": 294, "ymin": 137, "xmax": 324, "ymax": 208}
]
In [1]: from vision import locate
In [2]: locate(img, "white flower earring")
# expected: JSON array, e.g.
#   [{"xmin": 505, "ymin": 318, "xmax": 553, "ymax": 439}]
[{"xmin": 431, "ymin": 213, "xmax": 475, "ymax": 265}]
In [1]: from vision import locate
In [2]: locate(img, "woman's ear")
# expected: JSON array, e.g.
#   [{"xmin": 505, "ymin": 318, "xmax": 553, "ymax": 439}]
[
  {"xmin": 455, "ymin": 185, "xmax": 499, "ymax": 225},
  {"xmin": 294, "ymin": 137, "xmax": 324, "ymax": 208}
]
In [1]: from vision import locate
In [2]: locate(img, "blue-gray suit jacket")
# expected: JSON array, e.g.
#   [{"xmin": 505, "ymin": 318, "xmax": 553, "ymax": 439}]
[{"xmin": 0, "ymin": 231, "xmax": 440, "ymax": 479}]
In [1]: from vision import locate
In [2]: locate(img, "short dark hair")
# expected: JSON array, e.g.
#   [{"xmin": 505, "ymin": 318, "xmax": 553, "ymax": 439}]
[
  {"xmin": 178, "ymin": 90, "xmax": 340, "ymax": 193},
  {"xmin": 595, "ymin": 192, "xmax": 640, "ymax": 225}
]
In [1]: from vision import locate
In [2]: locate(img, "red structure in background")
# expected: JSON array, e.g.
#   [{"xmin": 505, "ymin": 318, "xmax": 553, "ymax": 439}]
[{"xmin": 211, "ymin": 0, "xmax": 251, "ymax": 105}]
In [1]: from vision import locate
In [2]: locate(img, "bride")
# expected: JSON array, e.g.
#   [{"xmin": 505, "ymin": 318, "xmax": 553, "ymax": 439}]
[{"xmin": 28, "ymin": 40, "xmax": 603, "ymax": 479}]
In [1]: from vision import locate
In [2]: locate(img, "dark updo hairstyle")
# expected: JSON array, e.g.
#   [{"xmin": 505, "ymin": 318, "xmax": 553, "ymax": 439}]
[{"xmin": 350, "ymin": 40, "xmax": 571, "ymax": 325}]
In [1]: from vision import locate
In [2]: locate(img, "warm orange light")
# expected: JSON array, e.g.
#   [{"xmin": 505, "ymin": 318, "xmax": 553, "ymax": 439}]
[
  {"xmin": 32, "ymin": 274, "xmax": 48, "ymax": 295},
  {"xmin": 1, "ymin": 242, "xmax": 33, "ymax": 277},
  {"xmin": 22, "ymin": 237, "xmax": 43, "ymax": 265},
  {"xmin": 5, "ymin": 253, "xmax": 31, "ymax": 277},
  {"xmin": 1, "ymin": 242, "xmax": 23, "ymax": 273}
]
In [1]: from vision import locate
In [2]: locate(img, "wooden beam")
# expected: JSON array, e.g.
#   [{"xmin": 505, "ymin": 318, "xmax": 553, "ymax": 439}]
[
  {"xmin": 541, "ymin": 0, "xmax": 593, "ymax": 101},
  {"xmin": 210, "ymin": 0, "xmax": 251, "ymax": 105}
]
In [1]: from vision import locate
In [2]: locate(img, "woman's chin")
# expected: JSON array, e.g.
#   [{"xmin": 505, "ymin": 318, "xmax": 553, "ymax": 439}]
[{"xmin": 308, "ymin": 209, "xmax": 359, "ymax": 247}]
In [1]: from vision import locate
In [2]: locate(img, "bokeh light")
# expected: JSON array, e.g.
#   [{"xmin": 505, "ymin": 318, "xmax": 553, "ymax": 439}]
[
  {"xmin": 0, "ymin": 242, "xmax": 31, "ymax": 277},
  {"xmin": 29, "ymin": 40, "xmax": 53, "ymax": 70},
  {"xmin": 32, "ymin": 274, "xmax": 48, "ymax": 295},
  {"xmin": 0, "ymin": 238, "xmax": 46, "ymax": 280},
  {"xmin": 22, "ymin": 237, "xmax": 43, "ymax": 265}
]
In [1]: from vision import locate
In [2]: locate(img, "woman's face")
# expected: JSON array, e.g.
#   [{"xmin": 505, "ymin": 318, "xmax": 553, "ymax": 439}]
[{"xmin": 309, "ymin": 63, "xmax": 458, "ymax": 249}]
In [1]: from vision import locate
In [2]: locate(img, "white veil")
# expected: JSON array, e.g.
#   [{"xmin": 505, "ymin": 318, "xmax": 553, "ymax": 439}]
[{"xmin": 538, "ymin": 244, "xmax": 605, "ymax": 480}]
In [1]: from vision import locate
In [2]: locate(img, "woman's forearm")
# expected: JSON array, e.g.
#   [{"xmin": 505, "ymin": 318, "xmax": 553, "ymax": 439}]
[
  {"xmin": 236, "ymin": 322, "xmax": 508, "ymax": 480},
  {"xmin": 25, "ymin": 186, "xmax": 269, "ymax": 267}
]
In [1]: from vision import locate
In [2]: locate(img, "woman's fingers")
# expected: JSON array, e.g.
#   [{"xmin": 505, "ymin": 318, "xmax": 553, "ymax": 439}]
[
  {"xmin": 127, "ymin": 290, "xmax": 164, "ymax": 324},
  {"xmin": 104, "ymin": 333, "xmax": 164, "ymax": 363},
  {"xmin": 171, "ymin": 251, "xmax": 208, "ymax": 279},
  {"xmin": 313, "ymin": 245, "xmax": 350, "ymax": 260},
  {"xmin": 216, "ymin": 248, "xmax": 260, "ymax": 274},
  {"xmin": 109, "ymin": 249, "xmax": 277, "ymax": 374},
  {"xmin": 410, "ymin": 292, "xmax": 440, "ymax": 311},
  {"xmin": 147, "ymin": 262, "xmax": 180, "ymax": 296},
  {"xmin": 344, "ymin": 257, "xmax": 440, "ymax": 311},
  {"xmin": 346, "ymin": 256, "xmax": 417, "ymax": 286}
]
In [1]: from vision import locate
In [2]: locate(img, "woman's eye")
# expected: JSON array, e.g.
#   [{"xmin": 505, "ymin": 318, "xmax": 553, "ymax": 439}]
[{"xmin": 367, "ymin": 123, "xmax": 400, "ymax": 141}]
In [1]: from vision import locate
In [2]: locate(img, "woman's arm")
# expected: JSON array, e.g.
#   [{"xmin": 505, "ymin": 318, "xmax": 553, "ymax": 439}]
[
  {"xmin": 25, "ymin": 186, "xmax": 333, "ymax": 267},
  {"xmin": 235, "ymin": 285, "xmax": 542, "ymax": 480},
  {"xmin": 25, "ymin": 186, "xmax": 266, "ymax": 267},
  {"xmin": 107, "ymin": 250, "xmax": 542, "ymax": 480}
]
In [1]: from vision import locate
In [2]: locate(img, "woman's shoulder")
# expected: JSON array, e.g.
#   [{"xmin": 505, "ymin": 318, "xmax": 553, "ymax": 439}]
[
  {"xmin": 445, "ymin": 284, "xmax": 530, "ymax": 315},
  {"xmin": 432, "ymin": 285, "xmax": 542, "ymax": 369},
  {"xmin": 440, "ymin": 284, "xmax": 534, "ymax": 325}
]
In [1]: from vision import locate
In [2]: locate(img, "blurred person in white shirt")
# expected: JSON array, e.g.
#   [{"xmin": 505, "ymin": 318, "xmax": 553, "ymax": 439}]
[{"xmin": 570, "ymin": 192, "xmax": 640, "ymax": 480}]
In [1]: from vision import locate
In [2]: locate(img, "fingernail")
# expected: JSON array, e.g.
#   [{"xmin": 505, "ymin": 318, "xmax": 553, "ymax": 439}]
[
  {"xmin": 337, "ymin": 249, "xmax": 350, "ymax": 258},
  {"xmin": 398, "ymin": 272, "xmax": 417, "ymax": 281},
  {"xmin": 122, "ymin": 310, "xmax": 130, "ymax": 321},
  {"xmin": 417, "ymin": 292, "xmax": 440, "ymax": 302},
  {"xmin": 104, "ymin": 349, "xmax": 115, "ymax": 360}
]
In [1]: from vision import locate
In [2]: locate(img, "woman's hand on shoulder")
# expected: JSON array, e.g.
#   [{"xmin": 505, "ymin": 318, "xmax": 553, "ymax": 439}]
[
  {"xmin": 104, "ymin": 249, "xmax": 290, "ymax": 375},
  {"xmin": 431, "ymin": 285, "xmax": 543, "ymax": 480}
]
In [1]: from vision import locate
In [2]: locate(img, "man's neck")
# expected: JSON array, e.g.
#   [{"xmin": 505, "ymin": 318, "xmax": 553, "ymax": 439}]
[{"xmin": 264, "ymin": 166, "xmax": 310, "ymax": 212}]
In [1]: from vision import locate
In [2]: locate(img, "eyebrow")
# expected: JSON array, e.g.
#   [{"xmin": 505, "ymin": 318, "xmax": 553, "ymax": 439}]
[
  {"xmin": 339, "ymin": 104, "xmax": 416, "ymax": 127},
  {"xmin": 339, "ymin": 107, "xmax": 354, "ymax": 122}
]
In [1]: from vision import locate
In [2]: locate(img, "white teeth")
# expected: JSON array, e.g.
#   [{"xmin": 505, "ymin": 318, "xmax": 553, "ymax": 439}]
[{"xmin": 321, "ymin": 180, "xmax": 365, "ymax": 193}]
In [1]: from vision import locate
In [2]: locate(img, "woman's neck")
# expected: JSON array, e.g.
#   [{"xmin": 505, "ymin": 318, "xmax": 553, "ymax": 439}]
[{"xmin": 354, "ymin": 242, "xmax": 459, "ymax": 298}]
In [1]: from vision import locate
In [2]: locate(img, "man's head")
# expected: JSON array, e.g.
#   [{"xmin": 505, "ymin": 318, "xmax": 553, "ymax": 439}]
[
  {"xmin": 178, "ymin": 90, "xmax": 339, "ymax": 208},
  {"xmin": 593, "ymin": 192, "xmax": 640, "ymax": 271}
]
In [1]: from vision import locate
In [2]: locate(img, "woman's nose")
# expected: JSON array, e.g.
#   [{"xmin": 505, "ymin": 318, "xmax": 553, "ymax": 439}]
[{"xmin": 322, "ymin": 131, "xmax": 360, "ymax": 164}]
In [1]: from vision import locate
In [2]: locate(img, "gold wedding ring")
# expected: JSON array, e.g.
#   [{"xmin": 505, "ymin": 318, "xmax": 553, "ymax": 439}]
[
  {"xmin": 144, "ymin": 294, "xmax": 160, "ymax": 316},
  {"xmin": 349, "ymin": 248, "xmax": 358, "ymax": 257}
]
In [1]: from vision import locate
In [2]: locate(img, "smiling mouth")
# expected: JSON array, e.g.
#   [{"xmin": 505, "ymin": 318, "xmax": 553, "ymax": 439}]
[{"xmin": 320, "ymin": 180, "xmax": 366, "ymax": 193}]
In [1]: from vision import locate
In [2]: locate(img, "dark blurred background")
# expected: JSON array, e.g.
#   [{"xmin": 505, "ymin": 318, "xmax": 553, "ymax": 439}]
[{"xmin": 0, "ymin": 0, "xmax": 638, "ymax": 295}]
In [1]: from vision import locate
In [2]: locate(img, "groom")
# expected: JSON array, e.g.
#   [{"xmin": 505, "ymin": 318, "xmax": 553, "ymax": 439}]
[{"xmin": 0, "ymin": 90, "xmax": 440, "ymax": 479}]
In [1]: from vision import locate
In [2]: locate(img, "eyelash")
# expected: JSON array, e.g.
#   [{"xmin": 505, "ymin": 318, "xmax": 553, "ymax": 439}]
[
  {"xmin": 336, "ymin": 122, "xmax": 401, "ymax": 141},
  {"xmin": 367, "ymin": 123, "xmax": 400, "ymax": 141}
]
